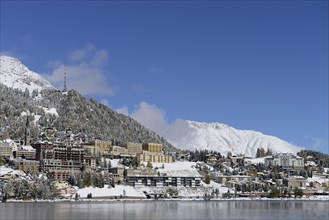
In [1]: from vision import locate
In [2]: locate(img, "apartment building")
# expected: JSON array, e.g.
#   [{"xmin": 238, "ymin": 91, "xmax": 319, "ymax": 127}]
[{"xmin": 265, "ymin": 153, "xmax": 304, "ymax": 170}]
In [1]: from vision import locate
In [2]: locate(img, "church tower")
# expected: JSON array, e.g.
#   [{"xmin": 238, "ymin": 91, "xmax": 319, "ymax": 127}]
[{"xmin": 24, "ymin": 115, "xmax": 31, "ymax": 146}]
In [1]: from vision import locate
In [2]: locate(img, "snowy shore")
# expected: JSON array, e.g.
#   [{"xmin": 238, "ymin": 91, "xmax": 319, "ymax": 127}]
[{"xmin": 3, "ymin": 195, "xmax": 329, "ymax": 203}]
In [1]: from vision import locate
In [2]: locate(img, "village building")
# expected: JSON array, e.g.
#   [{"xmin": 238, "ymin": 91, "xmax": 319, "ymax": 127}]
[
  {"xmin": 15, "ymin": 159, "xmax": 40, "ymax": 174},
  {"xmin": 264, "ymin": 153, "xmax": 304, "ymax": 170},
  {"xmin": 126, "ymin": 168, "xmax": 202, "ymax": 187},
  {"xmin": 41, "ymin": 159, "xmax": 82, "ymax": 181},
  {"xmin": 15, "ymin": 145, "xmax": 36, "ymax": 160},
  {"xmin": 0, "ymin": 141, "xmax": 12, "ymax": 159}
]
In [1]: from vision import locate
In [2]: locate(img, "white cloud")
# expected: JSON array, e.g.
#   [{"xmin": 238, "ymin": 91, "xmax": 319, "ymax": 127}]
[
  {"xmin": 115, "ymin": 106, "xmax": 129, "ymax": 116},
  {"xmin": 312, "ymin": 138, "xmax": 327, "ymax": 148},
  {"xmin": 68, "ymin": 49, "xmax": 87, "ymax": 62},
  {"xmin": 100, "ymin": 99, "xmax": 111, "ymax": 108},
  {"xmin": 44, "ymin": 44, "xmax": 113, "ymax": 96},
  {"xmin": 130, "ymin": 102, "xmax": 168, "ymax": 135},
  {"xmin": 119, "ymin": 102, "xmax": 188, "ymax": 147},
  {"xmin": 304, "ymin": 135, "xmax": 328, "ymax": 149}
]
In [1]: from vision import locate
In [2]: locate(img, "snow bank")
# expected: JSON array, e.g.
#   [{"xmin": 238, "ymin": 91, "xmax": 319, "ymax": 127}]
[{"xmin": 77, "ymin": 185, "xmax": 146, "ymax": 199}]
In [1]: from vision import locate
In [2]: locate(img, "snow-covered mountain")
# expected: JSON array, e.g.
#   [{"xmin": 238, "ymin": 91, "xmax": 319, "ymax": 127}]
[
  {"xmin": 0, "ymin": 55, "xmax": 55, "ymax": 92},
  {"xmin": 164, "ymin": 120, "xmax": 302, "ymax": 157}
]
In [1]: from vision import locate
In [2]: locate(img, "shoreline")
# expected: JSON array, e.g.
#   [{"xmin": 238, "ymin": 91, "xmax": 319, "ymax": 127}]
[{"xmin": 2, "ymin": 196, "xmax": 329, "ymax": 203}]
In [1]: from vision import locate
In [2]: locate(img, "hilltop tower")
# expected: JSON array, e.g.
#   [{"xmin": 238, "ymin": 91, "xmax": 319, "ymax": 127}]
[
  {"xmin": 24, "ymin": 115, "xmax": 31, "ymax": 146},
  {"xmin": 63, "ymin": 68, "xmax": 67, "ymax": 92}
]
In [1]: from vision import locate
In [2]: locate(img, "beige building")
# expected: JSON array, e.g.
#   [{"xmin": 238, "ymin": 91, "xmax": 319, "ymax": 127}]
[
  {"xmin": 111, "ymin": 145, "xmax": 128, "ymax": 156},
  {"xmin": 0, "ymin": 141, "xmax": 12, "ymax": 158},
  {"xmin": 84, "ymin": 145, "xmax": 99, "ymax": 156},
  {"xmin": 16, "ymin": 146, "xmax": 36, "ymax": 160},
  {"xmin": 94, "ymin": 139, "xmax": 112, "ymax": 155},
  {"xmin": 16, "ymin": 159, "xmax": 39, "ymax": 174},
  {"xmin": 125, "ymin": 142, "xmax": 142, "ymax": 155},
  {"xmin": 142, "ymin": 143, "xmax": 162, "ymax": 153},
  {"xmin": 287, "ymin": 176, "xmax": 307, "ymax": 188},
  {"xmin": 138, "ymin": 151, "xmax": 173, "ymax": 164}
]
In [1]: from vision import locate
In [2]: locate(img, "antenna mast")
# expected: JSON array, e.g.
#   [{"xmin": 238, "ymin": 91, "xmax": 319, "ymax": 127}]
[{"xmin": 63, "ymin": 68, "xmax": 67, "ymax": 92}]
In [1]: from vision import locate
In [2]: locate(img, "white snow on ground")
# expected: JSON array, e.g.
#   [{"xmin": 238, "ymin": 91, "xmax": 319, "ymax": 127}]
[
  {"xmin": 77, "ymin": 185, "xmax": 146, "ymax": 198},
  {"xmin": 34, "ymin": 115, "xmax": 41, "ymax": 124},
  {"xmin": 307, "ymin": 177, "xmax": 329, "ymax": 184},
  {"xmin": 152, "ymin": 161, "xmax": 202, "ymax": 177},
  {"xmin": 152, "ymin": 161, "xmax": 197, "ymax": 171},
  {"xmin": 106, "ymin": 159, "xmax": 125, "ymax": 168},
  {"xmin": 245, "ymin": 157, "xmax": 266, "ymax": 164},
  {"xmin": 0, "ymin": 166, "xmax": 25, "ymax": 176},
  {"xmin": 201, "ymin": 180, "xmax": 230, "ymax": 194},
  {"xmin": 134, "ymin": 180, "xmax": 230, "ymax": 198},
  {"xmin": 42, "ymin": 107, "xmax": 58, "ymax": 116}
]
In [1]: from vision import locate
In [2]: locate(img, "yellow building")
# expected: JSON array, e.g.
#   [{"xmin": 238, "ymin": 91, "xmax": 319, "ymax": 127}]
[
  {"xmin": 94, "ymin": 139, "xmax": 112, "ymax": 155},
  {"xmin": 16, "ymin": 159, "xmax": 40, "ymax": 174},
  {"xmin": 125, "ymin": 142, "xmax": 142, "ymax": 155},
  {"xmin": 142, "ymin": 143, "xmax": 162, "ymax": 153},
  {"xmin": 138, "ymin": 151, "xmax": 172, "ymax": 164},
  {"xmin": 84, "ymin": 145, "xmax": 99, "ymax": 156},
  {"xmin": 111, "ymin": 146, "xmax": 128, "ymax": 156}
]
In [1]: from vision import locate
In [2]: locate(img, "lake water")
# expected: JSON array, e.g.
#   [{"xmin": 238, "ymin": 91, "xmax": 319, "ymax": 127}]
[{"xmin": 0, "ymin": 200, "xmax": 328, "ymax": 220}]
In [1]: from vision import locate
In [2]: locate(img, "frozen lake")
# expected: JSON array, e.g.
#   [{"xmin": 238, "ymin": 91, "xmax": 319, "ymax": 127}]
[{"xmin": 0, "ymin": 200, "xmax": 328, "ymax": 220}]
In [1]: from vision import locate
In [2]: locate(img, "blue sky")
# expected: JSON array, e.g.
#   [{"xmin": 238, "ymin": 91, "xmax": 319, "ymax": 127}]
[{"xmin": 1, "ymin": 1, "xmax": 328, "ymax": 153}]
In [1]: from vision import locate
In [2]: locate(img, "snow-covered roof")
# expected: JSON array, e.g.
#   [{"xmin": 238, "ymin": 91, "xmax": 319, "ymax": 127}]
[
  {"xmin": 307, "ymin": 177, "xmax": 329, "ymax": 184},
  {"xmin": 20, "ymin": 145, "xmax": 35, "ymax": 151},
  {"xmin": 153, "ymin": 162, "xmax": 202, "ymax": 178},
  {"xmin": 245, "ymin": 157, "xmax": 265, "ymax": 164}
]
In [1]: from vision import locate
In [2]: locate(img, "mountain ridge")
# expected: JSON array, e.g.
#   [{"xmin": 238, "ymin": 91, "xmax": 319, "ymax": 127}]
[
  {"xmin": 163, "ymin": 120, "xmax": 302, "ymax": 157},
  {"xmin": 0, "ymin": 55, "xmax": 55, "ymax": 92}
]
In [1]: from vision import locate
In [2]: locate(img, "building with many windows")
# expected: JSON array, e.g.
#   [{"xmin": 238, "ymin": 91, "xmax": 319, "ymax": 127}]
[
  {"xmin": 15, "ymin": 159, "xmax": 40, "ymax": 174},
  {"xmin": 126, "ymin": 168, "xmax": 202, "ymax": 187},
  {"xmin": 265, "ymin": 153, "xmax": 304, "ymax": 170},
  {"xmin": 0, "ymin": 141, "xmax": 12, "ymax": 158},
  {"xmin": 41, "ymin": 159, "xmax": 82, "ymax": 181},
  {"xmin": 137, "ymin": 151, "xmax": 173, "ymax": 164},
  {"xmin": 142, "ymin": 143, "xmax": 162, "ymax": 153}
]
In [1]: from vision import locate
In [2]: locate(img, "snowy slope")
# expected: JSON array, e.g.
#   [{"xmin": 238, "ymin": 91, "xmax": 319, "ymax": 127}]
[
  {"xmin": 164, "ymin": 120, "xmax": 302, "ymax": 157},
  {"xmin": 0, "ymin": 55, "xmax": 55, "ymax": 92}
]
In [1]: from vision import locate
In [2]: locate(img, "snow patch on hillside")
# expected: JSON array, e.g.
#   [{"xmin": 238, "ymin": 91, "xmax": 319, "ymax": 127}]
[
  {"xmin": 0, "ymin": 55, "xmax": 55, "ymax": 93},
  {"xmin": 42, "ymin": 107, "xmax": 58, "ymax": 116}
]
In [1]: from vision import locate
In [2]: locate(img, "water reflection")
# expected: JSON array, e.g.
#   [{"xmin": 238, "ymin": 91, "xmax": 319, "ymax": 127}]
[{"xmin": 0, "ymin": 200, "xmax": 328, "ymax": 220}]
